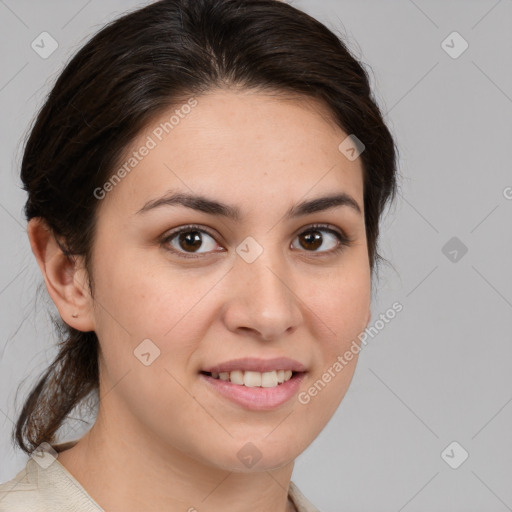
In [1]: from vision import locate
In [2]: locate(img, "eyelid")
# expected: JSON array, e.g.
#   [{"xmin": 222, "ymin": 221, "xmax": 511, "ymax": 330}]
[
  {"xmin": 293, "ymin": 223, "xmax": 352, "ymax": 243},
  {"xmin": 163, "ymin": 223, "xmax": 218, "ymax": 240}
]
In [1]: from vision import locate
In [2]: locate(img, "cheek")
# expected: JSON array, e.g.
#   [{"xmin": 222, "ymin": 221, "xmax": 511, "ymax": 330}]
[
  {"xmin": 306, "ymin": 262, "xmax": 371, "ymax": 348},
  {"xmin": 291, "ymin": 265, "xmax": 370, "ymax": 431},
  {"xmin": 90, "ymin": 250, "xmax": 227, "ymax": 395},
  {"xmin": 91, "ymin": 245, "xmax": 202, "ymax": 338},
  {"xmin": 90, "ymin": 257, "xmax": 213, "ymax": 448}
]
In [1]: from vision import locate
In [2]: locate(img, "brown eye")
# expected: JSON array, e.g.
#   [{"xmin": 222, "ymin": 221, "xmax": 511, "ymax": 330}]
[
  {"xmin": 298, "ymin": 230, "xmax": 324, "ymax": 251},
  {"xmin": 177, "ymin": 230, "xmax": 203, "ymax": 252},
  {"xmin": 291, "ymin": 225, "xmax": 350, "ymax": 255},
  {"xmin": 162, "ymin": 225, "xmax": 221, "ymax": 258}
]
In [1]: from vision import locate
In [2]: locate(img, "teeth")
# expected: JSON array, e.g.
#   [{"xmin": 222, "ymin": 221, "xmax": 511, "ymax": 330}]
[
  {"xmin": 230, "ymin": 370, "xmax": 244, "ymax": 385},
  {"xmin": 208, "ymin": 369, "xmax": 295, "ymax": 387},
  {"xmin": 244, "ymin": 371, "xmax": 261, "ymax": 387},
  {"xmin": 261, "ymin": 371, "xmax": 278, "ymax": 388}
]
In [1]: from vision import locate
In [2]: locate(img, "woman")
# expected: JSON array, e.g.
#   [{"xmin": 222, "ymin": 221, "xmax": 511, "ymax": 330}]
[{"xmin": 0, "ymin": 0, "xmax": 398, "ymax": 510}]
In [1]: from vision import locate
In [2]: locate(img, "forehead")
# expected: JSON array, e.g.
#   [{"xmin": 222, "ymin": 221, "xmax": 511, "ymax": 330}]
[{"xmin": 98, "ymin": 88, "xmax": 364, "ymax": 216}]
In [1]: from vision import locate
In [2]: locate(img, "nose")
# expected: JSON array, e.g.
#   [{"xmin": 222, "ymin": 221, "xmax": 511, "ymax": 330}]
[{"xmin": 222, "ymin": 248, "xmax": 303, "ymax": 341}]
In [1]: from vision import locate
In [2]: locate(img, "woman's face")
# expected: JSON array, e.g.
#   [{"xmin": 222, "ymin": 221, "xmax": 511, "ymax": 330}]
[{"xmin": 85, "ymin": 88, "xmax": 371, "ymax": 471}]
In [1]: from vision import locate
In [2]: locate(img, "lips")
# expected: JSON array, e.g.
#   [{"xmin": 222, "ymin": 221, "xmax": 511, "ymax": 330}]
[
  {"xmin": 199, "ymin": 357, "xmax": 307, "ymax": 409},
  {"xmin": 201, "ymin": 357, "xmax": 307, "ymax": 374},
  {"xmin": 200, "ymin": 370, "xmax": 306, "ymax": 411}
]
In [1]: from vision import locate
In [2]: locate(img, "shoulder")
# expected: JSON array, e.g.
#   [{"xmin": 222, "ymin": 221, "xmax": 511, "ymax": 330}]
[
  {"xmin": 289, "ymin": 480, "xmax": 323, "ymax": 512},
  {"xmin": 0, "ymin": 460, "xmax": 44, "ymax": 512},
  {"xmin": 0, "ymin": 452, "xmax": 102, "ymax": 512}
]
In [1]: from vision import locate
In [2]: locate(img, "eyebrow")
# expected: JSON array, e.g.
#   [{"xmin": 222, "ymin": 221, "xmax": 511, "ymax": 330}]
[{"xmin": 136, "ymin": 190, "xmax": 362, "ymax": 220}]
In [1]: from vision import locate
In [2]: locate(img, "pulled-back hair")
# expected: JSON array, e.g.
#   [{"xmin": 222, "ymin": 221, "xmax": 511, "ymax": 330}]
[{"xmin": 14, "ymin": 0, "xmax": 399, "ymax": 456}]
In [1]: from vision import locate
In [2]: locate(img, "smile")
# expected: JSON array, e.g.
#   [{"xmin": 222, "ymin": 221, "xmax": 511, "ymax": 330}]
[{"xmin": 201, "ymin": 369, "xmax": 295, "ymax": 388}]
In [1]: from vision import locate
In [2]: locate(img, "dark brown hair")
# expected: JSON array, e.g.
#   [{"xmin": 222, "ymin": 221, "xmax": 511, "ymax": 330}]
[{"xmin": 13, "ymin": 0, "xmax": 399, "ymax": 455}]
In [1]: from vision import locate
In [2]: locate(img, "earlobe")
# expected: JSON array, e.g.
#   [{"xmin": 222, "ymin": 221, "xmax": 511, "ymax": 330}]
[{"xmin": 27, "ymin": 218, "xmax": 95, "ymax": 332}]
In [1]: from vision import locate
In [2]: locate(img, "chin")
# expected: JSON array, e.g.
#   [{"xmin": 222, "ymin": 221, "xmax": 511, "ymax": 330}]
[{"xmin": 201, "ymin": 437, "xmax": 301, "ymax": 473}]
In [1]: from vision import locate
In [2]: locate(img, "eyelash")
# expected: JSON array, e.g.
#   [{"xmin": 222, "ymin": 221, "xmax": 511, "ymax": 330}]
[{"xmin": 160, "ymin": 223, "xmax": 354, "ymax": 260}]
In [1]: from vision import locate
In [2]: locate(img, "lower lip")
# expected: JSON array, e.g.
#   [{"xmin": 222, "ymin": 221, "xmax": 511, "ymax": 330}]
[{"xmin": 200, "ymin": 372, "xmax": 306, "ymax": 411}]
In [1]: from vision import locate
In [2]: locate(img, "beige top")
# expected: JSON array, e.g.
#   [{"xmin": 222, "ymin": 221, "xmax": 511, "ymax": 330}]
[{"xmin": 0, "ymin": 441, "xmax": 321, "ymax": 512}]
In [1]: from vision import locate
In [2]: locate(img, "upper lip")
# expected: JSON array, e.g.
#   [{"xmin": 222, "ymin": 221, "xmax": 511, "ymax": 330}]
[{"xmin": 202, "ymin": 357, "xmax": 307, "ymax": 374}]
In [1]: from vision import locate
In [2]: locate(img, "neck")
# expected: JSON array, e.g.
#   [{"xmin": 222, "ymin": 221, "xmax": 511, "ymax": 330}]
[{"xmin": 57, "ymin": 408, "xmax": 297, "ymax": 512}]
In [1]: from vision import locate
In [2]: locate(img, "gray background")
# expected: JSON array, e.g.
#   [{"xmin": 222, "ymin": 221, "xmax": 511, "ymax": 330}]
[{"xmin": 1, "ymin": 1, "xmax": 511, "ymax": 511}]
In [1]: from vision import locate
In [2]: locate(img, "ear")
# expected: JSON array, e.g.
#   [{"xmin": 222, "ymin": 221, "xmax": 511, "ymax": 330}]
[{"xmin": 27, "ymin": 218, "xmax": 95, "ymax": 332}]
